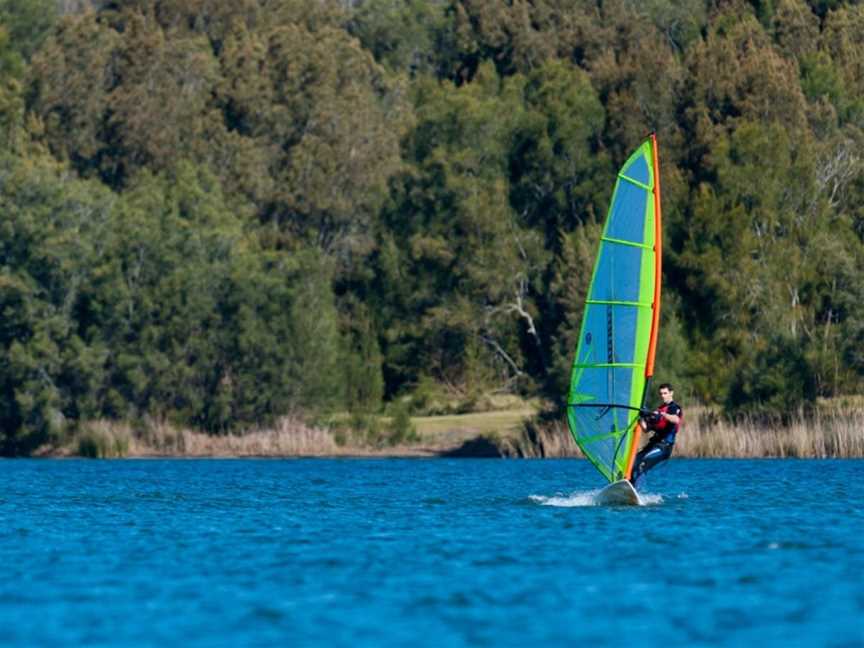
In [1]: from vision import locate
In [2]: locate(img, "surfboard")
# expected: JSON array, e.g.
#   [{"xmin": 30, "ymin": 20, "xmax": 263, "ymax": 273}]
[{"xmin": 595, "ymin": 479, "xmax": 643, "ymax": 506}]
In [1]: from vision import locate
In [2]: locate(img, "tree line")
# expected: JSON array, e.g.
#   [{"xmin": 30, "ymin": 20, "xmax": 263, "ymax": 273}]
[{"xmin": 0, "ymin": 0, "xmax": 862, "ymax": 454}]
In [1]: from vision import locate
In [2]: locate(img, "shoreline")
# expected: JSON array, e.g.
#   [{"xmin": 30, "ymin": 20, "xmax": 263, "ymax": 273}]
[
  {"xmin": 19, "ymin": 454, "xmax": 864, "ymax": 460},
  {"xmin": 25, "ymin": 406, "xmax": 864, "ymax": 460}
]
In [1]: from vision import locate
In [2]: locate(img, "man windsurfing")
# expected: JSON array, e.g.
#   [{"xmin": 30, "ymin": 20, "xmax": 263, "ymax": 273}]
[{"xmin": 630, "ymin": 383, "xmax": 682, "ymax": 487}]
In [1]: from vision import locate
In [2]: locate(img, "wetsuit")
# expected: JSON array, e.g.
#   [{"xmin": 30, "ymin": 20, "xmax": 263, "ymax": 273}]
[{"xmin": 631, "ymin": 400, "xmax": 682, "ymax": 486}]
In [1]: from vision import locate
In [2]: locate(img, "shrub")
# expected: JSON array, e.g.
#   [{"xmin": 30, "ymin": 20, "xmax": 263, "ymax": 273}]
[{"xmin": 386, "ymin": 401, "xmax": 418, "ymax": 445}]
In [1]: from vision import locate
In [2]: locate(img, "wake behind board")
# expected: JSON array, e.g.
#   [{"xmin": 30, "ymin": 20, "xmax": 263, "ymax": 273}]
[{"xmin": 596, "ymin": 479, "xmax": 643, "ymax": 506}]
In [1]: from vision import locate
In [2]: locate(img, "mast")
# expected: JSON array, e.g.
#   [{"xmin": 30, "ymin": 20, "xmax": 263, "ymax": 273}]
[{"xmin": 624, "ymin": 133, "xmax": 662, "ymax": 480}]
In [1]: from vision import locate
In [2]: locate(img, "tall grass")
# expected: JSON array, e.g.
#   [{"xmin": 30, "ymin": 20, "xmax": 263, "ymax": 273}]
[
  {"xmin": 505, "ymin": 419, "xmax": 580, "ymax": 458},
  {"xmin": 129, "ymin": 417, "xmax": 341, "ymax": 456},
  {"xmin": 76, "ymin": 421, "xmax": 132, "ymax": 458},
  {"xmin": 677, "ymin": 407, "xmax": 864, "ymax": 458},
  {"xmin": 48, "ymin": 403, "xmax": 864, "ymax": 459},
  {"xmin": 60, "ymin": 416, "xmax": 430, "ymax": 458},
  {"xmin": 520, "ymin": 405, "xmax": 864, "ymax": 458}
]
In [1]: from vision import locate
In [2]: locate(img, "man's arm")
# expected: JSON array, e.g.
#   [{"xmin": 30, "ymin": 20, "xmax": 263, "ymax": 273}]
[
  {"xmin": 660, "ymin": 404, "xmax": 681, "ymax": 425},
  {"xmin": 660, "ymin": 412, "xmax": 680, "ymax": 424}
]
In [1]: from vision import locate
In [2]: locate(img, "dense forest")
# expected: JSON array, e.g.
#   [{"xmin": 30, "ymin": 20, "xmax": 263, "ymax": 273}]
[{"xmin": 0, "ymin": 0, "xmax": 862, "ymax": 454}]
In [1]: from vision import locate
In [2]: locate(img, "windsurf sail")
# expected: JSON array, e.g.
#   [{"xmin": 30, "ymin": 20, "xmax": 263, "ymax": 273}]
[{"xmin": 566, "ymin": 134, "xmax": 662, "ymax": 483}]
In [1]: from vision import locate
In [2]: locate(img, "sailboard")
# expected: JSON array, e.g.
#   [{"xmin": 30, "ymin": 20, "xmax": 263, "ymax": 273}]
[
  {"xmin": 566, "ymin": 134, "xmax": 662, "ymax": 504},
  {"xmin": 595, "ymin": 479, "xmax": 642, "ymax": 506}
]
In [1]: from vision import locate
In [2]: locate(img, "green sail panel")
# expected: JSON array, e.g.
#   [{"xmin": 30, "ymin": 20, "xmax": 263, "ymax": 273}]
[{"xmin": 566, "ymin": 139, "xmax": 658, "ymax": 483}]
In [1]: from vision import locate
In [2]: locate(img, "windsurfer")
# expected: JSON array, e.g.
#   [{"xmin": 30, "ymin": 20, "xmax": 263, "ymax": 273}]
[{"xmin": 630, "ymin": 383, "xmax": 682, "ymax": 486}]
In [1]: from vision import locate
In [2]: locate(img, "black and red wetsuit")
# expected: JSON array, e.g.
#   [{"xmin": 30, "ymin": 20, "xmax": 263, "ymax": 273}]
[{"xmin": 631, "ymin": 400, "xmax": 682, "ymax": 486}]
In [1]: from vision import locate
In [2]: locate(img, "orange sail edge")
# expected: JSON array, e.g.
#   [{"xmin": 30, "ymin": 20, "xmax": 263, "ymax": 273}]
[
  {"xmin": 624, "ymin": 417, "xmax": 642, "ymax": 481},
  {"xmin": 645, "ymin": 132, "xmax": 662, "ymax": 377},
  {"xmin": 624, "ymin": 134, "xmax": 663, "ymax": 481}
]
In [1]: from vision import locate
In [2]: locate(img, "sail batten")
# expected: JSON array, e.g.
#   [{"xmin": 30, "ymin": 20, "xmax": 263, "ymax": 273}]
[
  {"xmin": 571, "ymin": 363, "xmax": 644, "ymax": 369},
  {"xmin": 566, "ymin": 135, "xmax": 662, "ymax": 483},
  {"xmin": 618, "ymin": 174, "xmax": 651, "ymax": 191},
  {"xmin": 585, "ymin": 299, "xmax": 652, "ymax": 307},
  {"xmin": 600, "ymin": 236, "xmax": 653, "ymax": 250}
]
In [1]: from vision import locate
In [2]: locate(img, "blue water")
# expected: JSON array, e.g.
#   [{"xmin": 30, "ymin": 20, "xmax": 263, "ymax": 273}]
[{"xmin": 0, "ymin": 459, "xmax": 861, "ymax": 647}]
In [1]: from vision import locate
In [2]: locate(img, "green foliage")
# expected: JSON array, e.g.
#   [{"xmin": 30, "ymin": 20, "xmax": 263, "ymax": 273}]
[
  {"xmin": 511, "ymin": 60, "xmax": 608, "ymax": 242},
  {"xmin": 726, "ymin": 335, "xmax": 817, "ymax": 420},
  {"xmin": 0, "ymin": 24, "xmax": 23, "ymax": 150},
  {"xmin": 807, "ymin": 1, "xmax": 846, "ymax": 19},
  {"xmin": 630, "ymin": 0, "xmax": 707, "ymax": 53},
  {"xmin": 28, "ymin": 0, "xmax": 408, "ymax": 257},
  {"xmin": 371, "ymin": 62, "xmax": 540, "ymax": 392},
  {"xmin": 348, "ymin": 411, "xmax": 383, "ymax": 446},
  {"xmin": 652, "ymin": 294, "xmax": 693, "ymax": 403},
  {"xmin": 0, "ymin": 152, "xmax": 350, "ymax": 450},
  {"xmin": 77, "ymin": 425, "xmax": 130, "ymax": 458},
  {"xmin": 402, "ymin": 375, "xmax": 445, "ymax": 416},
  {"xmin": 800, "ymin": 52, "xmax": 845, "ymax": 106},
  {"xmin": 385, "ymin": 400, "xmax": 418, "ymax": 445},
  {"xmin": 286, "ymin": 253, "xmax": 344, "ymax": 414},
  {"xmin": 772, "ymin": 0, "xmax": 819, "ymax": 60},
  {"xmin": 343, "ymin": 307, "xmax": 385, "ymax": 413},
  {"xmin": 0, "ymin": 152, "xmax": 114, "ymax": 453},
  {"xmin": 544, "ymin": 222, "xmax": 602, "ymax": 401},
  {"xmin": 349, "ymin": 0, "xmax": 448, "ymax": 76},
  {"xmin": 1, "ymin": 0, "xmax": 863, "ymax": 453},
  {"xmin": 0, "ymin": 0, "xmax": 57, "ymax": 60},
  {"xmin": 686, "ymin": 8, "xmax": 809, "ymax": 137}
]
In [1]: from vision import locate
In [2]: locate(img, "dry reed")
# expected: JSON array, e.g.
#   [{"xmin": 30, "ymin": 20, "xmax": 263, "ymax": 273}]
[
  {"xmin": 676, "ymin": 407, "xmax": 864, "ymax": 458},
  {"xmin": 47, "ymin": 403, "xmax": 864, "ymax": 459},
  {"xmin": 57, "ymin": 416, "xmax": 438, "ymax": 458},
  {"xmin": 128, "ymin": 417, "xmax": 342, "ymax": 457},
  {"xmin": 521, "ymin": 406, "xmax": 864, "ymax": 458}
]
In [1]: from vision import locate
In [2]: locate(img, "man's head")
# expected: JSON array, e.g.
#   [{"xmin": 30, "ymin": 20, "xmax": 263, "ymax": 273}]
[{"xmin": 658, "ymin": 383, "xmax": 674, "ymax": 404}]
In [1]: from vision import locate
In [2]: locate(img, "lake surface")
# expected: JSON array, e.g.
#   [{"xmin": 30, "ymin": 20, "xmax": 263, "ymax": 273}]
[{"xmin": 0, "ymin": 459, "xmax": 861, "ymax": 647}]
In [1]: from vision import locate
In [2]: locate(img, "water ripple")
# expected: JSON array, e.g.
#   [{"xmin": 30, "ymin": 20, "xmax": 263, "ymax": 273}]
[{"xmin": 0, "ymin": 458, "xmax": 860, "ymax": 647}]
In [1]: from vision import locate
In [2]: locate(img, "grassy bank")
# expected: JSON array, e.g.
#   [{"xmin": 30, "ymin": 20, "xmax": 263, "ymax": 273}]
[
  {"xmin": 39, "ymin": 404, "xmax": 537, "ymax": 458},
  {"xmin": 46, "ymin": 416, "xmax": 490, "ymax": 458},
  {"xmin": 44, "ymin": 418, "xmax": 354, "ymax": 458},
  {"xmin": 36, "ymin": 401, "xmax": 864, "ymax": 459}
]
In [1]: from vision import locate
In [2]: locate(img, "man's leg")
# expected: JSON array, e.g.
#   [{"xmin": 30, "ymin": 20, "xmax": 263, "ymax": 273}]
[
  {"xmin": 631, "ymin": 443, "xmax": 673, "ymax": 486},
  {"xmin": 630, "ymin": 443, "xmax": 655, "ymax": 485}
]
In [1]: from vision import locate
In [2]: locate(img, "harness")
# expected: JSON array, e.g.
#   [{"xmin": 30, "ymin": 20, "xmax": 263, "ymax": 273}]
[{"xmin": 649, "ymin": 402, "xmax": 682, "ymax": 444}]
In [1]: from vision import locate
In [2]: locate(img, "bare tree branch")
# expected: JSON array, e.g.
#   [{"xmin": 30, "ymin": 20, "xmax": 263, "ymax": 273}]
[
  {"xmin": 815, "ymin": 140, "xmax": 861, "ymax": 211},
  {"xmin": 479, "ymin": 334, "xmax": 523, "ymax": 377}
]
